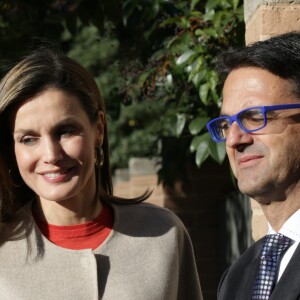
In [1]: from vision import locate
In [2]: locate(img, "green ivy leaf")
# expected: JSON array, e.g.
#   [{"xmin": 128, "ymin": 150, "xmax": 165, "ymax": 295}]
[
  {"xmin": 191, "ymin": 0, "xmax": 201, "ymax": 10},
  {"xmin": 190, "ymin": 69, "xmax": 206, "ymax": 87},
  {"xmin": 176, "ymin": 50, "xmax": 195, "ymax": 65},
  {"xmin": 195, "ymin": 133, "xmax": 210, "ymax": 167},
  {"xmin": 199, "ymin": 82, "xmax": 210, "ymax": 104},
  {"xmin": 176, "ymin": 113, "xmax": 186, "ymax": 137},
  {"xmin": 190, "ymin": 135, "xmax": 202, "ymax": 153},
  {"xmin": 187, "ymin": 58, "xmax": 202, "ymax": 79},
  {"xmin": 233, "ymin": 0, "xmax": 240, "ymax": 11},
  {"xmin": 195, "ymin": 29, "xmax": 205, "ymax": 37},
  {"xmin": 208, "ymin": 139, "xmax": 226, "ymax": 164},
  {"xmin": 203, "ymin": 9, "xmax": 215, "ymax": 21},
  {"xmin": 212, "ymin": 11, "xmax": 224, "ymax": 28},
  {"xmin": 160, "ymin": 17, "xmax": 182, "ymax": 27},
  {"xmin": 209, "ymin": 70, "xmax": 218, "ymax": 89},
  {"xmin": 203, "ymin": 28, "xmax": 218, "ymax": 38},
  {"xmin": 138, "ymin": 68, "xmax": 154, "ymax": 86},
  {"xmin": 188, "ymin": 117, "xmax": 210, "ymax": 135},
  {"xmin": 205, "ymin": 0, "xmax": 221, "ymax": 11}
]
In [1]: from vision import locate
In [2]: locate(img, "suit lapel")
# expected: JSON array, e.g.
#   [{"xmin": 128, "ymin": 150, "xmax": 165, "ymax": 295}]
[
  {"xmin": 218, "ymin": 238, "xmax": 263, "ymax": 299},
  {"xmin": 236, "ymin": 239, "xmax": 263, "ymax": 299},
  {"xmin": 271, "ymin": 244, "xmax": 300, "ymax": 300}
]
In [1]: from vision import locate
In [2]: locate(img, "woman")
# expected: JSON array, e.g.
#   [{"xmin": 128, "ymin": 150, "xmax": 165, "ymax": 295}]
[{"xmin": 0, "ymin": 46, "xmax": 202, "ymax": 300}]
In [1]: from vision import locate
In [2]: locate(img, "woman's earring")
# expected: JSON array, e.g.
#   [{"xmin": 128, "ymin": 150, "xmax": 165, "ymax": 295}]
[{"xmin": 95, "ymin": 146, "xmax": 104, "ymax": 168}]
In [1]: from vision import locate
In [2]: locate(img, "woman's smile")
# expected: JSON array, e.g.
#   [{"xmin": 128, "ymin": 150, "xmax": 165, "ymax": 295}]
[{"xmin": 39, "ymin": 166, "xmax": 76, "ymax": 183}]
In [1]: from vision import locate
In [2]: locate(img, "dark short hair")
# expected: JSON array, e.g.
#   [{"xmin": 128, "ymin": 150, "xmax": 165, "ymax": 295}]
[{"xmin": 216, "ymin": 31, "xmax": 300, "ymax": 98}]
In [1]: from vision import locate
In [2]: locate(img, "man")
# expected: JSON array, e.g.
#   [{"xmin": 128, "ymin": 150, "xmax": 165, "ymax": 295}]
[{"xmin": 207, "ymin": 32, "xmax": 300, "ymax": 299}]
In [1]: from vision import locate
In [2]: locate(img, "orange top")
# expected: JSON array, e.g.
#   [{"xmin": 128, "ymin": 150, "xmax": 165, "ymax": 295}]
[{"xmin": 33, "ymin": 203, "xmax": 114, "ymax": 250}]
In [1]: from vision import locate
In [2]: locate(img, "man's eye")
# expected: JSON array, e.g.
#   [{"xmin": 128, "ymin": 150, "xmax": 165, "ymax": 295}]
[
  {"xmin": 221, "ymin": 123, "xmax": 230, "ymax": 129},
  {"xmin": 218, "ymin": 121, "xmax": 230, "ymax": 130},
  {"xmin": 249, "ymin": 116, "xmax": 264, "ymax": 123},
  {"xmin": 242, "ymin": 111, "xmax": 264, "ymax": 123}
]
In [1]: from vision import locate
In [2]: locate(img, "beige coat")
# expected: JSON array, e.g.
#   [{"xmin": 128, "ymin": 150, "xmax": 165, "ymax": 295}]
[{"xmin": 0, "ymin": 202, "xmax": 202, "ymax": 300}]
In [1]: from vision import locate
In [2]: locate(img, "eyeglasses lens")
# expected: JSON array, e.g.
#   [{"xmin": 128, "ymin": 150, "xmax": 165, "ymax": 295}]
[
  {"xmin": 212, "ymin": 118, "xmax": 230, "ymax": 141},
  {"xmin": 238, "ymin": 108, "xmax": 265, "ymax": 131},
  {"xmin": 210, "ymin": 108, "xmax": 266, "ymax": 142}
]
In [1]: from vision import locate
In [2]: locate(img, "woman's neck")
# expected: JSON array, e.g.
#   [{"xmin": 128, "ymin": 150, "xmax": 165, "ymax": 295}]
[{"xmin": 33, "ymin": 195, "xmax": 102, "ymax": 225}]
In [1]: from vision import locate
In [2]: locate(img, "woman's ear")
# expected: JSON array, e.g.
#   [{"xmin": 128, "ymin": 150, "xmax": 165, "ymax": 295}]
[{"xmin": 95, "ymin": 110, "xmax": 105, "ymax": 146}]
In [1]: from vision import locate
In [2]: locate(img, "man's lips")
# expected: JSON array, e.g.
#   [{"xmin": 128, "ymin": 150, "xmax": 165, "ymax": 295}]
[{"xmin": 238, "ymin": 155, "xmax": 263, "ymax": 165}]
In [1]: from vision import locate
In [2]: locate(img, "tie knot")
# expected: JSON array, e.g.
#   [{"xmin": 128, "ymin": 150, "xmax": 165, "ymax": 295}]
[{"xmin": 261, "ymin": 233, "xmax": 291, "ymax": 261}]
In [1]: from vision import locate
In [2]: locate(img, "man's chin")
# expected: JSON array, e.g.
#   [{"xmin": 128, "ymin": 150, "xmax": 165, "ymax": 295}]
[{"xmin": 237, "ymin": 178, "xmax": 261, "ymax": 198}]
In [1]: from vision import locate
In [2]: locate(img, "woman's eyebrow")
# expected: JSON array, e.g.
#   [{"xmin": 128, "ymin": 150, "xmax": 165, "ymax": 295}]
[
  {"xmin": 13, "ymin": 117, "xmax": 83, "ymax": 134},
  {"xmin": 54, "ymin": 118, "xmax": 85, "ymax": 130},
  {"xmin": 13, "ymin": 128, "xmax": 35, "ymax": 135}
]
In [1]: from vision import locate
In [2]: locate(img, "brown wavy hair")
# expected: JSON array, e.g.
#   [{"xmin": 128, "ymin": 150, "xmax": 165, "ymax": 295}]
[{"xmin": 0, "ymin": 44, "xmax": 151, "ymax": 224}]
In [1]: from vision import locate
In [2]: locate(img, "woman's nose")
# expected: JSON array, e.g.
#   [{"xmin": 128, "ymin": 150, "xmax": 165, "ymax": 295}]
[
  {"xmin": 226, "ymin": 122, "xmax": 253, "ymax": 149},
  {"xmin": 42, "ymin": 137, "xmax": 64, "ymax": 164}
]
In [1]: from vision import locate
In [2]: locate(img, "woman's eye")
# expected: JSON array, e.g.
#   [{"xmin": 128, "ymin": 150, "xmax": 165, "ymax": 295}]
[
  {"xmin": 58, "ymin": 127, "xmax": 77, "ymax": 138},
  {"xmin": 20, "ymin": 136, "xmax": 38, "ymax": 145}
]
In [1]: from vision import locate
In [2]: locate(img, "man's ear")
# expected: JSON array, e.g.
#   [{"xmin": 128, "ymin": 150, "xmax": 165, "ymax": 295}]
[{"xmin": 95, "ymin": 110, "xmax": 105, "ymax": 146}]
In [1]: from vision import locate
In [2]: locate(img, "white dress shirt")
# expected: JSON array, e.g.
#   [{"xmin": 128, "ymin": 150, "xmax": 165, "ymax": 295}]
[{"xmin": 268, "ymin": 209, "xmax": 300, "ymax": 281}]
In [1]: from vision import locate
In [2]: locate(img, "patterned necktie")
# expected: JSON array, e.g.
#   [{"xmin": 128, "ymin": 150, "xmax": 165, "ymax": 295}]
[{"xmin": 252, "ymin": 233, "xmax": 292, "ymax": 299}]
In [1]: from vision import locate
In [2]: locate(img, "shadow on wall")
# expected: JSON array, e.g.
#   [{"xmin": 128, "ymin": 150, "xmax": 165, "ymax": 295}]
[
  {"xmin": 218, "ymin": 191, "xmax": 253, "ymax": 275},
  {"xmin": 114, "ymin": 157, "xmax": 253, "ymax": 300}
]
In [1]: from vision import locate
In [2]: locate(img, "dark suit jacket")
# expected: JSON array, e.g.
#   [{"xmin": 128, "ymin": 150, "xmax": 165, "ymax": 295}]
[{"xmin": 218, "ymin": 237, "xmax": 300, "ymax": 300}]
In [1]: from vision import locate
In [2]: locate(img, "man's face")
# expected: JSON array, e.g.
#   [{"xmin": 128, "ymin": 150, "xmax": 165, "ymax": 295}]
[{"xmin": 222, "ymin": 67, "xmax": 300, "ymax": 203}]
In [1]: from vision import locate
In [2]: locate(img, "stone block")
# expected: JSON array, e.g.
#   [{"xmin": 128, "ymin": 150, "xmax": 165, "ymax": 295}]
[{"xmin": 246, "ymin": 3, "xmax": 300, "ymax": 44}]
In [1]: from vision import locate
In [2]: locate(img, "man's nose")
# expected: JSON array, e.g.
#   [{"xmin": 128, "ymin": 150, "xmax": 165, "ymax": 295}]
[{"xmin": 226, "ymin": 122, "xmax": 253, "ymax": 149}]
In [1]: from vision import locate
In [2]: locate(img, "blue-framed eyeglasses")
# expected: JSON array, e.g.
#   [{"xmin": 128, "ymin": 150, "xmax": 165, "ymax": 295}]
[{"xmin": 206, "ymin": 104, "xmax": 300, "ymax": 142}]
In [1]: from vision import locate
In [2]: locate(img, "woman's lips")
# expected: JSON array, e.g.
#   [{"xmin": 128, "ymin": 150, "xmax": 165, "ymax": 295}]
[{"xmin": 40, "ymin": 167, "xmax": 75, "ymax": 183}]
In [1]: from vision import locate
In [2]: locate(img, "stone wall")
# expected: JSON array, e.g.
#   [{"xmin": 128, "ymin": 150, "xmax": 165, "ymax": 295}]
[{"xmin": 245, "ymin": 0, "xmax": 300, "ymax": 44}]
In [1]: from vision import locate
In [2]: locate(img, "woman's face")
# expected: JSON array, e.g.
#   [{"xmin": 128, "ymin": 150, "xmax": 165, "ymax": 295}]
[{"xmin": 12, "ymin": 88, "xmax": 103, "ymax": 206}]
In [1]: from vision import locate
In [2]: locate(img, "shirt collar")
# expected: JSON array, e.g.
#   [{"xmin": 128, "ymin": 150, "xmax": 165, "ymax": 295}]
[{"xmin": 268, "ymin": 209, "xmax": 300, "ymax": 242}]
